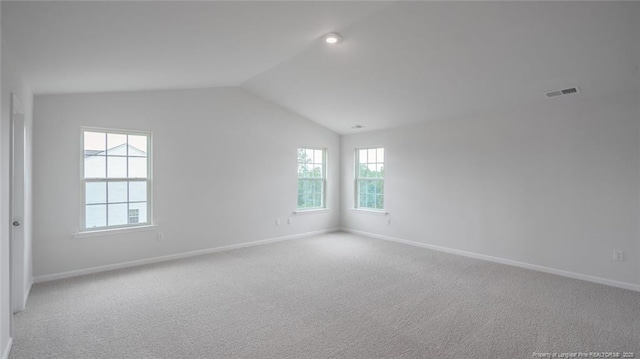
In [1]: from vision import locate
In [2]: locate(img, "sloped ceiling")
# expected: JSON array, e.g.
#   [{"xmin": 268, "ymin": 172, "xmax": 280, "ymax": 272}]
[
  {"xmin": 1, "ymin": 1, "xmax": 391, "ymax": 94},
  {"xmin": 2, "ymin": 1, "xmax": 639, "ymax": 134},
  {"xmin": 244, "ymin": 1, "xmax": 640, "ymax": 134}
]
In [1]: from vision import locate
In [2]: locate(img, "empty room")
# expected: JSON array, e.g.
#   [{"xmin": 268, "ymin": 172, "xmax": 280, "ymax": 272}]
[{"xmin": 1, "ymin": 1, "xmax": 639, "ymax": 358}]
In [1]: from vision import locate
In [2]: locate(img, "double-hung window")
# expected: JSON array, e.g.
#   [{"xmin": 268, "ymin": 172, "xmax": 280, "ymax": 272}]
[
  {"xmin": 355, "ymin": 147, "xmax": 384, "ymax": 210},
  {"xmin": 297, "ymin": 148, "xmax": 326, "ymax": 209},
  {"xmin": 82, "ymin": 129, "xmax": 151, "ymax": 230}
]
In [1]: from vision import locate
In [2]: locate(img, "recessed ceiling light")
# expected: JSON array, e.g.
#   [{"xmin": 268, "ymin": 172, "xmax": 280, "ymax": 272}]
[
  {"xmin": 352, "ymin": 125, "xmax": 364, "ymax": 129},
  {"xmin": 322, "ymin": 32, "xmax": 343, "ymax": 45}
]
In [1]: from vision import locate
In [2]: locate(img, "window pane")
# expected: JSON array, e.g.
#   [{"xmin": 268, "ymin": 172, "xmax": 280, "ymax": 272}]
[
  {"xmin": 356, "ymin": 148, "xmax": 384, "ymax": 209},
  {"xmin": 86, "ymin": 204, "xmax": 106, "ymax": 228},
  {"xmin": 108, "ymin": 181, "xmax": 127, "ymax": 203},
  {"xmin": 107, "ymin": 133, "xmax": 127, "ymax": 155},
  {"xmin": 128, "ymin": 157, "xmax": 147, "ymax": 178},
  {"xmin": 297, "ymin": 148, "xmax": 325, "ymax": 209},
  {"xmin": 128, "ymin": 209, "xmax": 139, "ymax": 224},
  {"xmin": 368, "ymin": 196, "xmax": 373, "ymax": 208},
  {"xmin": 128, "ymin": 135, "xmax": 147, "ymax": 156},
  {"xmin": 108, "ymin": 203, "xmax": 128, "ymax": 226},
  {"xmin": 305, "ymin": 149, "xmax": 314, "ymax": 163},
  {"xmin": 129, "ymin": 181, "xmax": 147, "ymax": 202},
  {"xmin": 368, "ymin": 149, "xmax": 376, "ymax": 163},
  {"xmin": 358, "ymin": 149, "xmax": 367, "ymax": 164},
  {"xmin": 129, "ymin": 202, "xmax": 148, "ymax": 223},
  {"xmin": 85, "ymin": 182, "xmax": 106, "ymax": 204},
  {"xmin": 84, "ymin": 132, "xmax": 106, "ymax": 153},
  {"xmin": 85, "ymin": 156, "xmax": 106, "ymax": 178},
  {"xmin": 298, "ymin": 162, "xmax": 310, "ymax": 176},
  {"xmin": 107, "ymin": 157, "xmax": 127, "ymax": 178},
  {"xmin": 311, "ymin": 164, "xmax": 322, "ymax": 178},
  {"xmin": 358, "ymin": 181, "xmax": 369, "ymax": 193},
  {"xmin": 129, "ymin": 202, "xmax": 149, "ymax": 224},
  {"xmin": 298, "ymin": 149, "xmax": 308, "ymax": 165}
]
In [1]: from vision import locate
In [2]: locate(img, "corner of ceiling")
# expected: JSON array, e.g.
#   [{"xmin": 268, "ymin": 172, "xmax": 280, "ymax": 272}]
[{"xmin": 238, "ymin": 2, "xmax": 397, "ymax": 137}]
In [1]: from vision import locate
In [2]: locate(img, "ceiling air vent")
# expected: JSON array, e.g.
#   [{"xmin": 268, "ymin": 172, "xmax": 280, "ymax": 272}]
[{"xmin": 545, "ymin": 87, "xmax": 579, "ymax": 98}]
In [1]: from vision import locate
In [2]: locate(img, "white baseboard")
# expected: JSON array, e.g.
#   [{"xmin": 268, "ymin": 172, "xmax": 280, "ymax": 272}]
[
  {"xmin": 341, "ymin": 228, "xmax": 640, "ymax": 292},
  {"xmin": 34, "ymin": 228, "xmax": 340, "ymax": 283},
  {"xmin": 2, "ymin": 338, "xmax": 13, "ymax": 359},
  {"xmin": 12, "ymin": 277, "xmax": 33, "ymax": 314},
  {"xmin": 24, "ymin": 277, "xmax": 33, "ymax": 307}
]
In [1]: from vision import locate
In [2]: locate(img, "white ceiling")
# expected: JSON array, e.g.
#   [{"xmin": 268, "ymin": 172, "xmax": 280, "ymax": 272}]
[
  {"xmin": 3, "ymin": 1, "xmax": 639, "ymax": 134},
  {"xmin": 244, "ymin": 1, "xmax": 640, "ymax": 133},
  {"xmin": 1, "ymin": 1, "xmax": 390, "ymax": 93}
]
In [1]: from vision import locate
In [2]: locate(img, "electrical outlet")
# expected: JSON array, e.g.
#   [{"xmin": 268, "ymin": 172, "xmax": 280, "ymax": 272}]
[
  {"xmin": 613, "ymin": 250, "xmax": 624, "ymax": 261},
  {"xmin": 287, "ymin": 217, "xmax": 292, "ymax": 225},
  {"xmin": 156, "ymin": 232, "xmax": 164, "ymax": 241},
  {"xmin": 276, "ymin": 218, "xmax": 280, "ymax": 226}
]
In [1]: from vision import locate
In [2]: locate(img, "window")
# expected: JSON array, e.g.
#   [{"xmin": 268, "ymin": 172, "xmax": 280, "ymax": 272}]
[
  {"xmin": 82, "ymin": 129, "xmax": 151, "ymax": 230},
  {"xmin": 128, "ymin": 209, "xmax": 139, "ymax": 224},
  {"xmin": 297, "ymin": 148, "xmax": 326, "ymax": 209},
  {"xmin": 355, "ymin": 147, "xmax": 384, "ymax": 210}
]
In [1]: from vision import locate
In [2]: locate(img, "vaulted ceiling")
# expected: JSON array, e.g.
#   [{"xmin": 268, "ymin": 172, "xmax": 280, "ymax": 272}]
[
  {"xmin": 2, "ymin": 1, "xmax": 391, "ymax": 93},
  {"xmin": 3, "ymin": 1, "xmax": 639, "ymax": 134}
]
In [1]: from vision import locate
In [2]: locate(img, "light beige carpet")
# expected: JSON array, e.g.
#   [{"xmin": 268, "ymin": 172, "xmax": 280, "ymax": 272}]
[{"xmin": 10, "ymin": 232, "xmax": 640, "ymax": 358}]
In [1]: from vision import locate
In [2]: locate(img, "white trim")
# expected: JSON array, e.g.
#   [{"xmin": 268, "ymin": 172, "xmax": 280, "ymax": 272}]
[
  {"xmin": 80, "ymin": 127, "xmax": 153, "ymax": 232},
  {"xmin": 354, "ymin": 147, "xmax": 385, "ymax": 210},
  {"xmin": 23, "ymin": 277, "xmax": 33, "ymax": 309},
  {"xmin": 2, "ymin": 338, "xmax": 13, "ymax": 359},
  {"xmin": 297, "ymin": 147, "xmax": 327, "ymax": 209},
  {"xmin": 35, "ymin": 228, "xmax": 340, "ymax": 283},
  {"xmin": 350, "ymin": 208, "xmax": 388, "ymax": 216},
  {"xmin": 341, "ymin": 228, "xmax": 640, "ymax": 292},
  {"xmin": 13, "ymin": 276, "xmax": 33, "ymax": 314},
  {"xmin": 293, "ymin": 208, "xmax": 330, "ymax": 215},
  {"xmin": 73, "ymin": 224, "xmax": 158, "ymax": 238}
]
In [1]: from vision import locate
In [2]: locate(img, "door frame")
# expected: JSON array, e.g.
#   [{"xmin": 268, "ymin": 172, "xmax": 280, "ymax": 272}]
[{"xmin": 10, "ymin": 93, "xmax": 26, "ymax": 316}]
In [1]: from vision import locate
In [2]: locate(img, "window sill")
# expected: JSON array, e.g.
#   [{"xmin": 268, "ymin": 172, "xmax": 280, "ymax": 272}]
[
  {"xmin": 294, "ymin": 208, "xmax": 330, "ymax": 215},
  {"xmin": 351, "ymin": 208, "xmax": 389, "ymax": 216},
  {"xmin": 73, "ymin": 224, "xmax": 157, "ymax": 238}
]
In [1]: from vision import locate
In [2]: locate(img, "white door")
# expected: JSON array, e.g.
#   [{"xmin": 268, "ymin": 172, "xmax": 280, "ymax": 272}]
[{"xmin": 10, "ymin": 94, "xmax": 26, "ymax": 314}]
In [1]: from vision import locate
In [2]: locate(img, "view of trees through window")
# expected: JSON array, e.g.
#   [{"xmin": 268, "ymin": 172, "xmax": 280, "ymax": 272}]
[
  {"xmin": 356, "ymin": 148, "xmax": 384, "ymax": 210},
  {"xmin": 297, "ymin": 148, "xmax": 325, "ymax": 209},
  {"xmin": 82, "ymin": 130, "xmax": 150, "ymax": 230}
]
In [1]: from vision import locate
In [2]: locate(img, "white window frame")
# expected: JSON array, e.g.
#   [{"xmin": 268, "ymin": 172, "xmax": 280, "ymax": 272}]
[
  {"xmin": 355, "ymin": 147, "xmax": 384, "ymax": 211},
  {"xmin": 80, "ymin": 127, "xmax": 152, "ymax": 232},
  {"xmin": 297, "ymin": 147, "xmax": 327, "ymax": 210}
]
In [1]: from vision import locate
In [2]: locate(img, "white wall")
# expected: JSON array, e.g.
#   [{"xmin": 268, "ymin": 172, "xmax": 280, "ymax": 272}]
[
  {"xmin": 342, "ymin": 90, "xmax": 640, "ymax": 287},
  {"xmin": 1, "ymin": 25, "xmax": 34, "ymax": 358},
  {"xmin": 0, "ymin": 8, "xmax": 6, "ymax": 358},
  {"xmin": 33, "ymin": 87, "xmax": 340, "ymax": 278}
]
